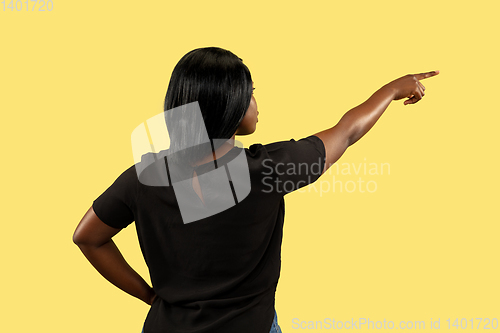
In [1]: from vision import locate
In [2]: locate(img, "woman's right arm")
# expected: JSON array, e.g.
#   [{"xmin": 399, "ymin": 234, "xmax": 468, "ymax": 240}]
[{"xmin": 314, "ymin": 71, "xmax": 439, "ymax": 175}]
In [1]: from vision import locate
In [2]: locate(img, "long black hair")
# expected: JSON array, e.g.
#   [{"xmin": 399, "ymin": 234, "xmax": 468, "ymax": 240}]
[{"xmin": 164, "ymin": 47, "xmax": 253, "ymax": 166}]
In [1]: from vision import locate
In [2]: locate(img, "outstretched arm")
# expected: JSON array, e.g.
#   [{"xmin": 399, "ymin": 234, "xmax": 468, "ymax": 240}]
[{"xmin": 314, "ymin": 71, "xmax": 439, "ymax": 175}]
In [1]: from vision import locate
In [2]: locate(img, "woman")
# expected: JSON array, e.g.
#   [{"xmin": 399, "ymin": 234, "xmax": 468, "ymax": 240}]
[{"xmin": 73, "ymin": 47, "xmax": 439, "ymax": 333}]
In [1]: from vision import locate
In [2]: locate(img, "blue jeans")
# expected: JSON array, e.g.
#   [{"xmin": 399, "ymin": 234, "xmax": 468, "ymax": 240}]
[
  {"xmin": 270, "ymin": 310, "xmax": 282, "ymax": 333},
  {"xmin": 141, "ymin": 310, "xmax": 282, "ymax": 332}
]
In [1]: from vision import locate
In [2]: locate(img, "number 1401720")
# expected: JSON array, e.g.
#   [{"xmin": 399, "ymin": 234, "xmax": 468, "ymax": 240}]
[
  {"xmin": 2, "ymin": 0, "xmax": 53, "ymax": 11},
  {"xmin": 446, "ymin": 318, "xmax": 498, "ymax": 329}
]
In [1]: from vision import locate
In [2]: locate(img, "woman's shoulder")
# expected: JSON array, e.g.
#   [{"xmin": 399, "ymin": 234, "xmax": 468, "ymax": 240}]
[{"xmin": 245, "ymin": 135, "xmax": 324, "ymax": 159}]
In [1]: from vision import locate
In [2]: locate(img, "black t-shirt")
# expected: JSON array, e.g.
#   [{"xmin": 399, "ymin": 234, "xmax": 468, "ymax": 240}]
[{"xmin": 92, "ymin": 135, "xmax": 326, "ymax": 333}]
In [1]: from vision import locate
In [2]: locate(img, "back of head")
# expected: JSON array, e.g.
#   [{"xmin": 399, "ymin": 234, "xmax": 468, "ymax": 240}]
[{"xmin": 164, "ymin": 47, "xmax": 253, "ymax": 166}]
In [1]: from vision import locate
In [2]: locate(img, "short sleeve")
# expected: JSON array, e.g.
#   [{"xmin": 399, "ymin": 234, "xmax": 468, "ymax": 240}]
[
  {"xmin": 92, "ymin": 165, "xmax": 138, "ymax": 229},
  {"xmin": 259, "ymin": 135, "xmax": 326, "ymax": 195}
]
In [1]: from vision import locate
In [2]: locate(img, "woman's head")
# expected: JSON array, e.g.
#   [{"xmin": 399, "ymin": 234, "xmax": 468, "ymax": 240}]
[{"xmin": 164, "ymin": 47, "xmax": 257, "ymax": 164}]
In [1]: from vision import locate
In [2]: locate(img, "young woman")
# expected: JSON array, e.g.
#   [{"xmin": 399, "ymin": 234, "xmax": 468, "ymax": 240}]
[{"xmin": 73, "ymin": 47, "xmax": 439, "ymax": 333}]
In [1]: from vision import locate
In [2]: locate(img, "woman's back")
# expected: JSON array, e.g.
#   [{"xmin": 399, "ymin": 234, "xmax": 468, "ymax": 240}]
[
  {"xmin": 74, "ymin": 46, "xmax": 438, "ymax": 333},
  {"xmin": 92, "ymin": 135, "xmax": 325, "ymax": 333}
]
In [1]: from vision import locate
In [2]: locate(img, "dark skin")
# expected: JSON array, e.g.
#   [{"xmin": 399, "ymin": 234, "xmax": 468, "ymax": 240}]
[
  {"xmin": 73, "ymin": 71, "xmax": 439, "ymax": 306},
  {"xmin": 314, "ymin": 71, "xmax": 439, "ymax": 174},
  {"xmin": 73, "ymin": 208, "xmax": 158, "ymax": 305}
]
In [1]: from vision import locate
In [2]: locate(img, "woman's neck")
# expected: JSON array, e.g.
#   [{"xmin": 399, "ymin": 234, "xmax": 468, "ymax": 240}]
[{"xmin": 192, "ymin": 134, "xmax": 236, "ymax": 166}]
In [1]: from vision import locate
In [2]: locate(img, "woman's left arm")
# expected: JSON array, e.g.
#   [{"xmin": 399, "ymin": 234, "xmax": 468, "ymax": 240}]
[{"xmin": 73, "ymin": 206, "xmax": 156, "ymax": 305}]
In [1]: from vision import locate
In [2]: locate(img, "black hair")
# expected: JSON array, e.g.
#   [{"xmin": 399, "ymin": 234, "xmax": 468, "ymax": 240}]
[{"xmin": 163, "ymin": 47, "xmax": 253, "ymax": 166}]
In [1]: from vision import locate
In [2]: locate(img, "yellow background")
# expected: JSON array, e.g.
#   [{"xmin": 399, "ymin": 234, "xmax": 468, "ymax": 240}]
[{"xmin": 1, "ymin": 0, "xmax": 498, "ymax": 332}]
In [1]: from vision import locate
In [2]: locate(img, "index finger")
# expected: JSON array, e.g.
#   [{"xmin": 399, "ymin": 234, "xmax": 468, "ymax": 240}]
[{"xmin": 414, "ymin": 70, "xmax": 440, "ymax": 80}]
